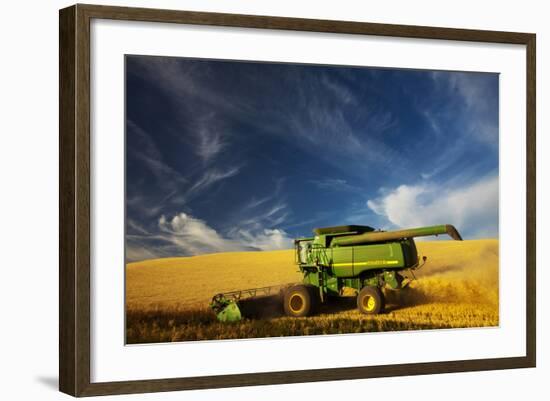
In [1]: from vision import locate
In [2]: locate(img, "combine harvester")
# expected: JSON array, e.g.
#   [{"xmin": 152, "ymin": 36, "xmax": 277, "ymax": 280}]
[{"xmin": 210, "ymin": 224, "xmax": 462, "ymax": 322}]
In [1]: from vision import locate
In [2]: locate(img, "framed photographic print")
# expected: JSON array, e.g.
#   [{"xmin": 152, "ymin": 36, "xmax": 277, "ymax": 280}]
[{"xmin": 59, "ymin": 4, "xmax": 536, "ymax": 397}]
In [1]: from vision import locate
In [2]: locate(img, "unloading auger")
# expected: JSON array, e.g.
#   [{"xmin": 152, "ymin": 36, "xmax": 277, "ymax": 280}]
[{"xmin": 210, "ymin": 224, "xmax": 462, "ymax": 322}]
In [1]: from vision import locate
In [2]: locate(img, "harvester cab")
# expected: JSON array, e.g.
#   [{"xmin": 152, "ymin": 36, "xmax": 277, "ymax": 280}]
[{"xmin": 211, "ymin": 224, "xmax": 462, "ymax": 322}]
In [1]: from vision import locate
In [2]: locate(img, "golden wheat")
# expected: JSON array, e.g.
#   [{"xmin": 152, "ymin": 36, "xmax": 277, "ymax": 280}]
[{"xmin": 126, "ymin": 239, "xmax": 499, "ymax": 343}]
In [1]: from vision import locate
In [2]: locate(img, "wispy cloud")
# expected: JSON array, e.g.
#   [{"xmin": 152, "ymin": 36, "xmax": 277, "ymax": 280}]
[
  {"xmin": 188, "ymin": 167, "xmax": 240, "ymax": 195},
  {"xmin": 254, "ymin": 70, "xmax": 401, "ymax": 178},
  {"xmin": 127, "ymin": 218, "xmax": 151, "ymax": 235},
  {"xmin": 309, "ymin": 178, "xmax": 359, "ymax": 193},
  {"xmin": 245, "ymin": 195, "xmax": 272, "ymax": 210},
  {"xmin": 321, "ymin": 73, "xmax": 356, "ymax": 104},
  {"xmin": 244, "ymin": 178, "xmax": 285, "ymax": 210},
  {"xmin": 132, "ymin": 152, "xmax": 188, "ymax": 185},
  {"xmin": 421, "ymin": 110, "xmax": 442, "ymax": 136},
  {"xmin": 127, "ymin": 165, "xmax": 242, "ymax": 222},
  {"xmin": 367, "ymin": 174, "xmax": 498, "ymax": 239},
  {"xmin": 126, "ymin": 241, "xmax": 166, "ymax": 263},
  {"xmin": 188, "ymin": 112, "xmax": 229, "ymax": 164},
  {"xmin": 280, "ymin": 212, "xmax": 336, "ymax": 232},
  {"xmin": 229, "ymin": 200, "xmax": 290, "ymax": 235},
  {"xmin": 430, "ymin": 71, "xmax": 499, "ymax": 145},
  {"xmin": 284, "ymin": 99, "xmax": 398, "ymax": 169},
  {"xmin": 129, "ymin": 56, "xmax": 255, "ymax": 128},
  {"xmin": 127, "ymin": 117, "xmax": 242, "ymax": 218},
  {"xmin": 130, "ymin": 57, "xmax": 402, "ymax": 179},
  {"xmin": 127, "ymin": 120, "xmax": 187, "ymax": 186},
  {"xmin": 196, "ymin": 126, "xmax": 226, "ymax": 163},
  {"xmin": 170, "ymin": 166, "xmax": 242, "ymax": 206}
]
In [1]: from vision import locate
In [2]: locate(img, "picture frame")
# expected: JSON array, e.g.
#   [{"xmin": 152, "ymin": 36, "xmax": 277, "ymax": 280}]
[{"xmin": 59, "ymin": 3, "xmax": 536, "ymax": 397}]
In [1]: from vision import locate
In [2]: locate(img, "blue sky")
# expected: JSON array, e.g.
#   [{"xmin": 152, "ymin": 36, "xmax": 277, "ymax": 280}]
[{"xmin": 125, "ymin": 55, "xmax": 499, "ymax": 262}]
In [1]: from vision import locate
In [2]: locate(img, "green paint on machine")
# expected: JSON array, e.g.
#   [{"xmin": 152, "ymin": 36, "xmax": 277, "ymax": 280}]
[
  {"xmin": 216, "ymin": 302, "xmax": 242, "ymax": 322},
  {"xmin": 210, "ymin": 224, "xmax": 463, "ymax": 321}
]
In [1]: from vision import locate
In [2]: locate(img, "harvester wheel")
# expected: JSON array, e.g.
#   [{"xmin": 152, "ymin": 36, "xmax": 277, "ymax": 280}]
[
  {"xmin": 357, "ymin": 286, "xmax": 385, "ymax": 315},
  {"xmin": 284, "ymin": 285, "xmax": 314, "ymax": 317}
]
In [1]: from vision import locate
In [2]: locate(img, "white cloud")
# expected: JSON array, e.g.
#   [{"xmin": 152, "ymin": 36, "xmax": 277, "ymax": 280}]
[
  {"xmin": 124, "ymin": 212, "xmax": 294, "ymax": 261},
  {"xmin": 367, "ymin": 175, "xmax": 499, "ymax": 239},
  {"xmin": 158, "ymin": 213, "xmax": 239, "ymax": 255},
  {"xmin": 230, "ymin": 228, "xmax": 293, "ymax": 252}
]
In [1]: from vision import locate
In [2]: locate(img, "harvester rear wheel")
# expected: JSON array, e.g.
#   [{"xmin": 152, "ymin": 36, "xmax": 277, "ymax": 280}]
[
  {"xmin": 357, "ymin": 286, "xmax": 385, "ymax": 315},
  {"xmin": 284, "ymin": 285, "xmax": 314, "ymax": 317}
]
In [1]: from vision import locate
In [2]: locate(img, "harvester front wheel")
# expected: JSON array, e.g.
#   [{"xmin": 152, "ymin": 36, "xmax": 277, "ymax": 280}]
[
  {"xmin": 357, "ymin": 286, "xmax": 385, "ymax": 315},
  {"xmin": 284, "ymin": 285, "xmax": 315, "ymax": 317}
]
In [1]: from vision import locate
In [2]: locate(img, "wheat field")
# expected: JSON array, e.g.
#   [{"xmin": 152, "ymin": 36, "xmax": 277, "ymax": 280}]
[{"xmin": 126, "ymin": 239, "xmax": 499, "ymax": 343}]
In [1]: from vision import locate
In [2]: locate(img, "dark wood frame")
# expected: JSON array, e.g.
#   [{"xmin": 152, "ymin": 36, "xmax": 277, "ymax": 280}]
[{"xmin": 59, "ymin": 3, "xmax": 536, "ymax": 397}]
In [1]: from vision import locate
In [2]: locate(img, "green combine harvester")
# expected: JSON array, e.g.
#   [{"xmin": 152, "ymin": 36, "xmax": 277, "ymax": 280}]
[{"xmin": 210, "ymin": 224, "xmax": 462, "ymax": 322}]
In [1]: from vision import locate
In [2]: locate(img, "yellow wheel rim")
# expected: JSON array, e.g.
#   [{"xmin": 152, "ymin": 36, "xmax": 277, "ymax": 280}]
[
  {"xmin": 289, "ymin": 294, "xmax": 305, "ymax": 313},
  {"xmin": 363, "ymin": 295, "xmax": 376, "ymax": 312}
]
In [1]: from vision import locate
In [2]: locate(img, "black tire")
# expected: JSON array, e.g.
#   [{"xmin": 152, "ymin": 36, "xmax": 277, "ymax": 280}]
[
  {"xmin": 284, "ymin": 285, "xmax": 314, "ymax": 317},
  {"xmin": 357, "ymin": 286, "xmax": 385, "ymax": 315},
  {"xmin": 307, "ymin": 285, "xmax": 321, "ymax": 313}
]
